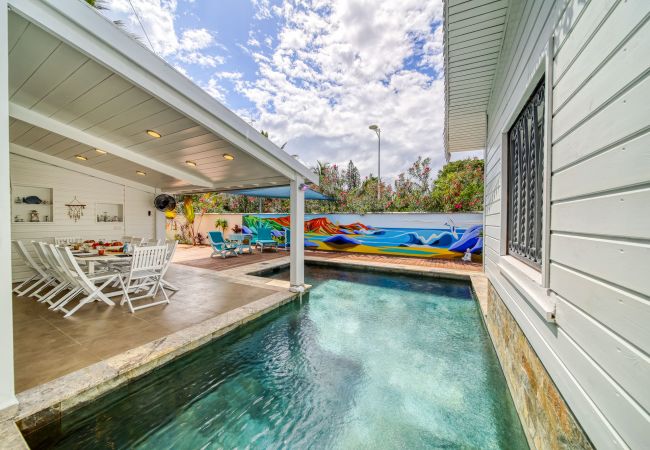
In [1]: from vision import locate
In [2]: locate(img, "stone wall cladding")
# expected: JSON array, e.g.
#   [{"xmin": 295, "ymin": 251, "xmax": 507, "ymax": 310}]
[{"xmin": 486, "ymin": 282, "xmax": 593, "ymax": 450}]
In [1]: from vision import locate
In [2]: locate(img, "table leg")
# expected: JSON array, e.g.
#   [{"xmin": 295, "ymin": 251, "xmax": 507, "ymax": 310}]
[{"xmin": 88, "ymin": 261, "xmax": 95, "ymax": 275}]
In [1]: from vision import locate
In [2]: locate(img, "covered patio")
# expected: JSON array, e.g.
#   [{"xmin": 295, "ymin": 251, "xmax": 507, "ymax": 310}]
[{"xmin": 1, "ymin": 0, "xmax": 315, "ymax": 413}]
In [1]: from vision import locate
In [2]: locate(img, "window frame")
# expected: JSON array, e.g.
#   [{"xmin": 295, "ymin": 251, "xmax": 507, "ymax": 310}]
[
  {"xmin": 506, "ymin": 77, "xmax": 546, "ymax": 271},
  {"xmin": 498, "ymin": 37, "xmax": 553, "ymax": 292}
]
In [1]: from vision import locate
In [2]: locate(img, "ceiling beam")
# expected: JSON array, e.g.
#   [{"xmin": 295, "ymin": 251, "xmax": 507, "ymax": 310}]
[{"xmin": 9, "ymin": 103, "xmax": 214, "ymax": 188}]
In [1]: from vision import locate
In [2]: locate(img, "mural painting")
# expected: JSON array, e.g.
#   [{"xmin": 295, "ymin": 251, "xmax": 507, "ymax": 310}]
[{"xmin": 242, "ymin": 213, "xmax": 483, "ymax": 260}]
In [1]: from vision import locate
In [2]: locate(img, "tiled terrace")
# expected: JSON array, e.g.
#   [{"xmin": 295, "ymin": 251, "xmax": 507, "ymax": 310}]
[{"xmin": 12, "ymin": 263, "xmax": 280, "ymax": 392}]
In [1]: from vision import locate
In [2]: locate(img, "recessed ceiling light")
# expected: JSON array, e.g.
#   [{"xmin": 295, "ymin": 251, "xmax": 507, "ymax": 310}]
[
  {"xmin": 136, "ymin": 170, "xmax": 146, "ymax": 176},
  {"xmin": 95, "ymin": 149, "xmax": 107, "ymax": 155},
  {"xmin": 223, "ymin": 153, "xmax": 234, "ymax": 161},
  {"xmin": 75, "ymin": 155, "xmax": 88, "ymax": 161},
  {"xmin": 146, "ymin": 129, "xmax": 162, "ymax": 138},
  {"xmin": 185, "ymin": 160, "xmax": 197, "ymax": 167}
]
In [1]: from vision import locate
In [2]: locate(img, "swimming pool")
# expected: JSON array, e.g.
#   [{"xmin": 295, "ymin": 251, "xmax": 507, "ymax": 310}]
[{"xmin": 25, "ymin": 265, "xmax": 528, "ymax": 449}]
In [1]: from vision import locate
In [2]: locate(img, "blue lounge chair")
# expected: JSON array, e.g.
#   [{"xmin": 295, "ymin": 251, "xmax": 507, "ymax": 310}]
[
  {"xmin": 281, "ymin": 227, "xmax": 290, "ymax": 251},
  {"xmin": 208, "ymin": 231, "xmax": 238, "ymax": 258},
  {"xmin": 256, "ymin": 226, "xmax": 278, "ymax": 252}
]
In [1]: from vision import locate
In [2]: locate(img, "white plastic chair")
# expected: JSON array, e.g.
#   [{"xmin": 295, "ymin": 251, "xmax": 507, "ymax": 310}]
[
  {"xmin": 53, "ymin": 246, "xmax": 120, "ymax": 318},
  {"xmin": 160, "ymin": 240, "xmax": 179, "ymax": 293},
  {"xmin": 32, "ymin": 242, "xmax": 75, "ymax": 306},
  {"xmin": 54, "ymin": 237, "xmax": 82, "ymax": 245},
  {"xmin": 119, "ymin": 245, "xmax": 170, "ymax": 313},
  {"xmin": 12, "ymin": 240, "xmax": 52, "ymax": 297}
]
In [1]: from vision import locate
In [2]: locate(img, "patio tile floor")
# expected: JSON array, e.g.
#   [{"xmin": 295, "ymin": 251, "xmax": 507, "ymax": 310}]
[{"xmin": 12, "ymin": 263, "xmax": 277, "ymax": 393}]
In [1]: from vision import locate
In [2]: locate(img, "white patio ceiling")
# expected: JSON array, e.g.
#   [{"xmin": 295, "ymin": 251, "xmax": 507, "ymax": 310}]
[
  {"xmin": 6, "ymin": 1, "xmax": 317, "ymax": 192},
  {"xmin": 444, "ymin": 0, "xmax": 509, "ymax": 157}
]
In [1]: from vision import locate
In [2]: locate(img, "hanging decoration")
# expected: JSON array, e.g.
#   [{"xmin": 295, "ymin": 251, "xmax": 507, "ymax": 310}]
[{"xmin": 65, "ymin": 196, "xmax": 86, "ymax": 222}]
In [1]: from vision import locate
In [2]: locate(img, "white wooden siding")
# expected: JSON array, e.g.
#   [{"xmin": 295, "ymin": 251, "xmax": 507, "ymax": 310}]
[
  {"xmin": 10, "ymin": 153, "xmax": 155, "ymax": 282},
  {"xmin": 483, "ymin": 0, "xmax": 650, "ymax": 448}
]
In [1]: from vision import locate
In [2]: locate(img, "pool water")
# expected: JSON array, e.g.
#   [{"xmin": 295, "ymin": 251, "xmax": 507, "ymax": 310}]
[{"xmin": 26, "ymin": 265, "xmax": 528, "ymax": 449}]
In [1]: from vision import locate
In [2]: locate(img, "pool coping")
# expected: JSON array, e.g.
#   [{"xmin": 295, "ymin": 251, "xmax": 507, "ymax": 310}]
[{"xmin": 1, "ymin": 256, "xmax": 486, "ymax": 448}]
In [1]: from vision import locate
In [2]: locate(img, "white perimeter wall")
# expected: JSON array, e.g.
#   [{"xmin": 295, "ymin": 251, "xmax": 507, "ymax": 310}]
[
  {"xmin": 10, "ymin": 152, "xmax": 156, "ymax": 282},
  {"xmin": 484, "ymin": 0, "xmax": 650, "ymax": 448}
]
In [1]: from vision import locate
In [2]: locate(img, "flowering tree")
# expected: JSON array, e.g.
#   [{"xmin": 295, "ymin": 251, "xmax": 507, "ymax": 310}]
[
  {"xmin": 174, "ymin": 157, "xmax": 484, "ymax": 220},
  {"xmin": 430, "ymin": 158, "xmax": 484, "ymax": 212}
]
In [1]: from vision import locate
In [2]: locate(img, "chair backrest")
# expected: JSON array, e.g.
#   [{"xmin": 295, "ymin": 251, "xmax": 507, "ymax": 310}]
[
  {"xmin": 33, "ymin": 241, "xmax": 54, "ymax": 271},
  {"xmin": 257, "ymin": 226, "xmax": 273, "ymax": 241},
  {"xmin": 129, "ymin": 245, "xmax": 168, "ymax": 273},
  {"xmin": 14, "ymin": 240, "xmax": 47, "ymax": 276},
  {"xmin": 43, "ymin": 243, "xmax": 77, "ymax": 285},
  {"xmin": 208, "ymin": 231, "xmax": 225, "ymax": 246},
  {"xmin": 54, "ymin": 237, "xmax": 81, "ymax": 245},
  {"xmin": 283, "ymin": 227, "xmax": 291, "ymax": 245},
  {"xmin": 57, "ymin": 246, "xmax": 97, "ymax": 291},
  {"xmin": 161, "ymin": 240, "xmax": 178, "ymax": 275},
  {"xmin": 129, "ymin": 237, "xmax": 145, "ymax": 245}
]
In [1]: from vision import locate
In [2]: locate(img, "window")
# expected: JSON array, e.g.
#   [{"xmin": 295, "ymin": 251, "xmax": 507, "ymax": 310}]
[{"xmin": 507, "ymin": 78, "xmax": 545, "ymax": 269}]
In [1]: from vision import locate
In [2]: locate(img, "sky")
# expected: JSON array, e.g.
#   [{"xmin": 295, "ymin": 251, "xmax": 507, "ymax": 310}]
[{"xmin": 99, "ymin": 0, "xmax": 481, "ymax": 181}]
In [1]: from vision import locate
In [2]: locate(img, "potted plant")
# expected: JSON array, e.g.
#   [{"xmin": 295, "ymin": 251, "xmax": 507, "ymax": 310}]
[{"xmin": 214, "ymin": 218, "xmax": 228, "ymax": 234}]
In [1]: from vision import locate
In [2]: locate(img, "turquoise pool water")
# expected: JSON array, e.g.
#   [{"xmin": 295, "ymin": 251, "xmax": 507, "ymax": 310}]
[{"xmin": 27, "ymin": 265, "xmax": 528, "ymax": 449}]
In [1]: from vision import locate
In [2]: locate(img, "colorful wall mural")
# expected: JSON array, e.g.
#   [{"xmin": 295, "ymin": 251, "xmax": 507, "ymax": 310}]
[{"xmin": 242, "ymin": 213, "xmax": 483, "ymax": 260}]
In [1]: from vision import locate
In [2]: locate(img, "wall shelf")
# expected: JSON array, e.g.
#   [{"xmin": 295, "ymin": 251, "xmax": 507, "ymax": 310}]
[
  {"xmin": 12, "ymin": 185, "xmax": 53, "ymax": 223},
  {"xmin": 96, "ymin": 203, "xmax": 124, "ymax": 223}
]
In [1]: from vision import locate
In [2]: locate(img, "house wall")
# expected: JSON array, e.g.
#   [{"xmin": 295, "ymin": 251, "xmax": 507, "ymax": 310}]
[
  {"xmin": 484, "ymin": 0, "xmax": 650, "ymax": 449},
  {"xmin": 10, "ymin": 152, "xmax": 156, "ymax": 282}
]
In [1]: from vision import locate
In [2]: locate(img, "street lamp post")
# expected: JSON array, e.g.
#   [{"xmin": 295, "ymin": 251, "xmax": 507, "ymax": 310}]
[{"xmin": 368, "ymin": 124, "xmax": 381, "ymax": 200}]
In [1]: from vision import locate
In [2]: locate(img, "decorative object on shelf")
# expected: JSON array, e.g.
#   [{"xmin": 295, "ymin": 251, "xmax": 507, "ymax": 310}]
[
  {"xmin": 65, "ymin": 196, "xmax": 86, "ymax": 222},
  {"xmin": 22, "ymin": 195, "xmax": 43, "ymax": 204},
  {"xmin": 15, "ymin": 197, "xmax": 22, "ymax": 204},
  {"xmin": 29, "ymin": 210, "xmax": 40, "ymax": 222},
  {"xmin": 14, "ymin": 215, "xmax": 23, "ymax": 222},
  {"xmin": 44, "ymin": 215, "xmax": 49, "ymax": 222}
]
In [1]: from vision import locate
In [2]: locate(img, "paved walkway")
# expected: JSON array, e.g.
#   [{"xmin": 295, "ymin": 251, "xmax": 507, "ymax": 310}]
[{"xmin": 173, "ymin": 245, "xmax": 483, "ymax": 272}]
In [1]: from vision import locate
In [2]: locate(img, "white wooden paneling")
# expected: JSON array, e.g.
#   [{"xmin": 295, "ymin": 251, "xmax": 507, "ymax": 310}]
[
  {"xmin": 553, "ymin": 0, "xmax": 617, "ymax": 80},
  {"xmin": 553, "ymin": 18, "xmax": 650, "ymax": 139},
  {"xmin": 555, "ymin": 295, "xmax": 650, "ymax": 413},
  {"xmin": 551, "ymin": 263, "xmax": 650, "ymax": 355},
  {"xmin": 552, "ymin": 131, "xmax": 650, "ymax": 201},
  {"xmin": 124, "ymin": 187, "xmax": 155, "ymax": 240},
  {"xmin": 478, "ymin": 0, "xmax": 650, "ymax": 447},
  {"xmin": 551, "ymin": 188, "xmax": 650, "ymax": 239},
  {"xmin": 553, "ymin": 0, "xmax": 649, "ymax": 110},
  {"xmin": 551, "ymin": 233, "xmax": 650, "ymax": 297},
  {"xmin": 10, "ymin": 154, "xmax": 154, "ymax": 282},
  {"xmin": 552, "ymin": 74, "xmax": 650, "ymax": 171}
]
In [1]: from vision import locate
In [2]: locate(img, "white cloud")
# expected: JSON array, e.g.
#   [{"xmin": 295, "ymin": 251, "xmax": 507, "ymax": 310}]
[
  {"xmin": 216, "ymin": 71, "xmax": 244, "ymax": 80},
  {"xmin": 240, "ymin": 0, "xmax": 447, "ymax": 180},
  {"xmin": 251, "ymin": 0, "xmax": 272, "ymax": 20},
  {"xmin": 180, "ymin": 28, "xmax": 213, "ymax": 51},
  {"xmin": 101, "ymin": 0, "xmax": 452, "ymax": 180},
  {"xmin": 103, "ymin": 0, "xmax": 224, "ymax": 67}
]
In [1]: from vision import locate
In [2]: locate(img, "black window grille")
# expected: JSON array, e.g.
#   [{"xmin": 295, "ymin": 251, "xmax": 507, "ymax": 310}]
[{"xmin": 507, "ymin": 78, "xmax": 545, "ymax": 269}]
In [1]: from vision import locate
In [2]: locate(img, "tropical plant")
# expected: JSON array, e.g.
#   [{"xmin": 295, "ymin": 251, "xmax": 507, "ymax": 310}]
[
  {"xmin": 214, "ymin": 218, "xmax": 228, "ymax": 234},
  {"xmin": 430, "ymin": 158, "xmax": 484, "ymax": 212}
]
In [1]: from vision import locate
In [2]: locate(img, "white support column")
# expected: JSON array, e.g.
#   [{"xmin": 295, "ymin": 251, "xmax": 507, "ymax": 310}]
[
  {"xmin": 289, "ymin": 177, "xmax": 305, "ymax": 291},
  {"xmin": 0, "ymin": 0, "xmax": 18, "ymax": 415}
]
